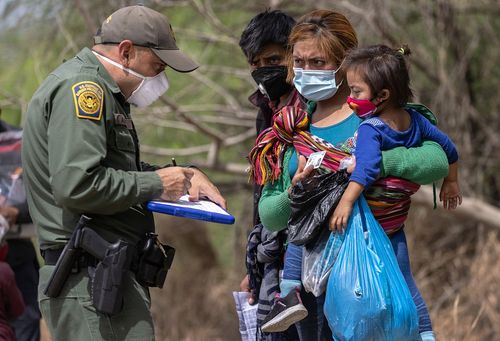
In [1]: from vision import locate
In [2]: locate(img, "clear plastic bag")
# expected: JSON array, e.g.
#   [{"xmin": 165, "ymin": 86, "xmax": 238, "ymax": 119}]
[
  {"xmin": 302, "ymin": 227, "xmax": 344, "ymax": 297},
  {"xmin": 339, "ymin": 155, "xmax": 355, "ymax": 171},
  {"xmin": 324, "ymin": 196, "xmax": 419, "ymax": 341}
]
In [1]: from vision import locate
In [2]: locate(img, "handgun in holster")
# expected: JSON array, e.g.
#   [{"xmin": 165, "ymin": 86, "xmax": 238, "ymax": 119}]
[
  {"xmin": 135, "ymin": 232, "xmax": 175, "ymax": 288},
  {"xmin": 43, "ymin": 215, "xmax": 90, "ymax": 298},
  {"xmin": 43, "ymin": 215, "xmax": 134, "ymax": 315},
  {"xmin": 77, "ymin": 226, "xmax": 134, "ymax": 315}
]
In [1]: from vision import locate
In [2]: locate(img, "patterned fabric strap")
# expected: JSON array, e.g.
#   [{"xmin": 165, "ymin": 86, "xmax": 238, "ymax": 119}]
[
  {"xmin": 248, "ymin": 105, "xmax": 349, "ymax": 185},
  {"xmin": 247, "ymin": 104, "xmax": 420, "ymax": 232},
  {"xmin": 365, "ymin": 177, "xmax": 420, "ymax": 232}
]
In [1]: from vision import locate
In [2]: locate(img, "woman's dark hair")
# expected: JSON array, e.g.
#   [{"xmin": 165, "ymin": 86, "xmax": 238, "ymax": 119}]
[
  {"xmin": 344, "ymin": 44, "xmax": 413, "ymax": 107},
  {"xmin": 239, "ymin": 10, "xmax": 296, "ymax": 62}
]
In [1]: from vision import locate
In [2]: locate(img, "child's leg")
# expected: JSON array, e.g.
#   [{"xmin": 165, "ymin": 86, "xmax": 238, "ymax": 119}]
[
  {"xmin": 261, "ymin": 243, "xmax": 308, "ymax": 333},
  {"xmin": 390, "ymin": 228, "xmax": 435, "ymax": 340},
  {"xmin": 280, "ymin": 243, "xmax": 303, "ymax": 296}
]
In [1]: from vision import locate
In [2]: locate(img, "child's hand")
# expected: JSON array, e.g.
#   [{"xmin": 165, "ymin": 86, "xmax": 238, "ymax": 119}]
[
  {"xmin": 329, "ymin": 199, "xmax": 353, "ymax": 232},
  {"xmin": 439, "ymin": 179, "xmax": 462, "ymax": 210}
]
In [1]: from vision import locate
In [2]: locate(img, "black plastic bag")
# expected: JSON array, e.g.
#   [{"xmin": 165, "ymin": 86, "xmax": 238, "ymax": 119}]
[{"xmin": 288, "ymin": 170, "xmax": 349, "ymax": 246}]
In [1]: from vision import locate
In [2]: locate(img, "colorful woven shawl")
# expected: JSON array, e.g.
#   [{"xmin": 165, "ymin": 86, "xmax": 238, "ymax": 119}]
[
  {"xmin": 248, "ymin": 106, "xmax": 349, "ymax": 185},
  {"xmin": 248, "ymin": 105, "xmax": 420, "ymax": 234}
]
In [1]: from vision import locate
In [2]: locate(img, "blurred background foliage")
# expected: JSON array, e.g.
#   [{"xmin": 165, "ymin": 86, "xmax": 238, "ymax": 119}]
[{"xmin": 1, "ymin": 0, "xmax": 499, "ymax": 340}]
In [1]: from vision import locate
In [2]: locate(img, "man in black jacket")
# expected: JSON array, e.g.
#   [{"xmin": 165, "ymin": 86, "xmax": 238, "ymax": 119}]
[
  {"xmin": 239, "ymin": 9, "xmax": 299, "ymax": 227},
  {"xmin": 238, "ymin": 10, "xmax": 302, "ymax": 340}
]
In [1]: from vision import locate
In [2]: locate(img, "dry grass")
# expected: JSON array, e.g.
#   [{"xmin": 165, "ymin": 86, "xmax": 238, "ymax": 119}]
[{"xmin": 406, "ymin": 204, "xmax": 500, "ymax": 341}]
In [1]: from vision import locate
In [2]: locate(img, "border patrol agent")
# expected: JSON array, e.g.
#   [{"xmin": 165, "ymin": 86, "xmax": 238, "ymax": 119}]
[{"xmin": 21, "ymin": 5, "xmax": 225, "ymax": 340}]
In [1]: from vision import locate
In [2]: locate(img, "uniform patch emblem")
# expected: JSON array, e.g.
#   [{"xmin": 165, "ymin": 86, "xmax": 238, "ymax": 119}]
[{"xmin": 72, "ymin": 81, "xmax": 104, "ymax": 120}]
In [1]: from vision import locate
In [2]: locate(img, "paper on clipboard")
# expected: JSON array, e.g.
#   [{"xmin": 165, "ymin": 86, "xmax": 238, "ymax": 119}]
[{"xmin": 147, "ymin": 195, "xmax": 235, "ymax": 225}]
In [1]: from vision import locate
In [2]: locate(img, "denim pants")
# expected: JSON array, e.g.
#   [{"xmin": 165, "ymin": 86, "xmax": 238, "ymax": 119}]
[
  {"xmin": 390, "ymin": 228, "xmax": 433, "ymax": 333},
  {"xmin": 282, "ymin": 228, "xmax": 432, "ymax": 340}
]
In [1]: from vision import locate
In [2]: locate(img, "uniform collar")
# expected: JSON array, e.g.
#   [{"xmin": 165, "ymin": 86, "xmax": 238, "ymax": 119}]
[{"xmin": 75, "ymin": 47, "xmax": 121, "ymax": 94}]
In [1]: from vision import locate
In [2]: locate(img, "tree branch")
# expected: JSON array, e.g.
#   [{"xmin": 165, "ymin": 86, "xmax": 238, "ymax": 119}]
[
  {"xmin": 158, "ymin": 97, "xmax": 226, "ymax": 142},
  {"xmin": 74, "ymin": 0, "xmax": 98, "ymax": 37}
]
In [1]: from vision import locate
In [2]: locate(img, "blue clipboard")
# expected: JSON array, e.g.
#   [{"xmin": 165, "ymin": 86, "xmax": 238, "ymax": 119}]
[{"xmin": 147, "ymin": 196, "xmax": 235, "ymax": 225}]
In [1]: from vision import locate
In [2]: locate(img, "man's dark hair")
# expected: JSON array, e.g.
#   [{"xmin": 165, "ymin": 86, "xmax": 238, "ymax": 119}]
[{"xmin": 239, "ymin": 10, "xmax": 295, "ymax": 62}]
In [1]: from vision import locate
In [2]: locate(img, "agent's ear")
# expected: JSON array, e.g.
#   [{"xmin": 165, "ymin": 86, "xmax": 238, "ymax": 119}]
[{"xmin": 117, "ymin": 40, "xmax": 134, "ymax": 66}]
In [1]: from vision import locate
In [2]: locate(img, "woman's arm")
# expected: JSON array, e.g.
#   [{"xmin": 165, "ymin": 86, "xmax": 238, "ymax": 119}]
[
  {"xmin": 258, "ymin": 149, "xmax": 293, "ymax": 231},
  {"xmin": 380, "ymin": 141, "xmax": 449, "ymax": 185}
]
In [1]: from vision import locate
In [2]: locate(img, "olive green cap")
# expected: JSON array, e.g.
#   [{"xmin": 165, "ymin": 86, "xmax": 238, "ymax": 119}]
[{"xmin": 94, "ymin": 5, "xmax": 198, "ymax": 72}]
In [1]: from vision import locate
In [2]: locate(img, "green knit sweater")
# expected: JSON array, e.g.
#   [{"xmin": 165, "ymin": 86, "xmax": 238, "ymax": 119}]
[{"xmin": 258, "ymin": 141, "xmax": 449, "ymax": 232}]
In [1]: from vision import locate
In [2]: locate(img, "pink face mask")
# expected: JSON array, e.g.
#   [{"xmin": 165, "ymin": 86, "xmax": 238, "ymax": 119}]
[{"xmin": 347, "ymin": 96, "xmax": 378, "ymax": 118}]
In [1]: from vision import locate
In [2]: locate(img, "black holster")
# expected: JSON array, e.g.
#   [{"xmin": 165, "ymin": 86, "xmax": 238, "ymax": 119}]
[
  {"xmin": 135, "ymin": 233, "xmax": 175, "ymax": 288},
  {"xmin": 87, "ymin": 239, "xmax": 134, "ymax": 315}
]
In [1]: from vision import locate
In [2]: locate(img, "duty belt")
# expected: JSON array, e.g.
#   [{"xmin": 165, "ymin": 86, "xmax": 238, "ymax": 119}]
[{"xmin": 42, "ymin": 248, "xmax": 98, "ymax": 269}]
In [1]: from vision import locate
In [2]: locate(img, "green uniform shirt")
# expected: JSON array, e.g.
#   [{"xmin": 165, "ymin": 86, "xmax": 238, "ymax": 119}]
[{"xmin": 22, "ymin": 47, "xmax": 164, "ymax": 249}]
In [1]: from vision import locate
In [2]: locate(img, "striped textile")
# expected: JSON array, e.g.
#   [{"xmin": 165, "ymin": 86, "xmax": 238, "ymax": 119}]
[
  {"xmin": 248, "ymin": 106, "xmax": 349, "ymax": 185},
  {"xmin": 248, "ymin": 105, "xmax": 420, "ymax": 233},
  {"xmin": 246, "ymin": 224, "xmax": 287, "ymax": 328}
]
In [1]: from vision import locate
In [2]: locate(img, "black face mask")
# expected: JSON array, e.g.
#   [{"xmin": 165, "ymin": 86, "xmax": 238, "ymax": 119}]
[{"xmin": 251, "ymin": 65, "xmax": 292, "ymax": 101}]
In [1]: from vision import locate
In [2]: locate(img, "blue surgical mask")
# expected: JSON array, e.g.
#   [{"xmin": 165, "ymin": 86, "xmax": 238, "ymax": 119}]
[{"xmin": 293, "ymin": 66, "xmax": 343, "ymax": 102}]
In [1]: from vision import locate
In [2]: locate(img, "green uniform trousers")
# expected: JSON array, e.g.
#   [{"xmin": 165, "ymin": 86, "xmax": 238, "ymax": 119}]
[{"xmin": 38, "ymin": 265, "xmax": 154, "ymax": 341}]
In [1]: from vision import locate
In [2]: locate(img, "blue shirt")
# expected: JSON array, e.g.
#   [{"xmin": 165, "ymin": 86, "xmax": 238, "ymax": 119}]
[
  {"xmin": 289, "ymin": 113, "xmax": 361, "ymax": 176},
  {"xmin": 351, "ymin": 108, "xmax": 458, "ymax": 187}
]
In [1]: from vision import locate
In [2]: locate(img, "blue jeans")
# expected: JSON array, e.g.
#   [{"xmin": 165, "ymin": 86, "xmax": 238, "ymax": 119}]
[
  {"xmin": 390, "ymin": 228, "xmax": 433, "ymax": 333},
  {"xmin": 283, "ymin": 242, "xmax": 303, "ymax": 281},
  {"xmin": 282, "ymin": 228, "xmax": 432, "ymax": 339}
]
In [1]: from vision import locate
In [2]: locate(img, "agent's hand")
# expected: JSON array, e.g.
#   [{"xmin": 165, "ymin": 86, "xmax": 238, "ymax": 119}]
[
  {"xmin": 188, "ymin": 168, "xmax": 226, "ymax": 209},
  {"xmin": 291, "ymin": 155, "xmax": 315, "ymax": 188},
  {"xmin": 239, "ymin": 274, "xmax": 256, "ymax": 305},
  {"xmin": 155, "ymin": 167, "xmax": 194, "ymax": 202},
  {"xmin": 329, "ymin": 199, "xmax": 353, "ymax": 232},
  {"xmin": 0, "ymin": 206, "xmax": 19, "ymax": 226},
  {"xmin": 440, "ymin": 179, "xmax": 462, "ymax": 210}
]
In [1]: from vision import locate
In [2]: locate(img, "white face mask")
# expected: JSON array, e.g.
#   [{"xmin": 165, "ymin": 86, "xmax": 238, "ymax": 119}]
[
  {"xmin": 93, "ymin": 51, "xmax": 169, "ymax": 108},
  {"xmin": 293, "ymin": 66, "xmax": 342, "ymax": 102}
]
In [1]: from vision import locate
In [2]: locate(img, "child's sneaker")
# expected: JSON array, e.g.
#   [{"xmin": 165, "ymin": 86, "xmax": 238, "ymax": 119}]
[{"xmin": 261, "ymin": 288, "xmax": 308, "ymax": 333}]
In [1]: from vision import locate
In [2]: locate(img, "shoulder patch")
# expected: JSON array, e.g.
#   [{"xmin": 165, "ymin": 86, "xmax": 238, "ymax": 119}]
[{"xmin": 72, "ymin": 81, "xmax": 104, "ymax": 120}]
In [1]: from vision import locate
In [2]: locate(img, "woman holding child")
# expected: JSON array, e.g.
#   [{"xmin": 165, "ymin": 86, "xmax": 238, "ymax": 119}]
[{"xmin": 249, "ymin": 9, "xmax": 455, "ymax": 341}]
